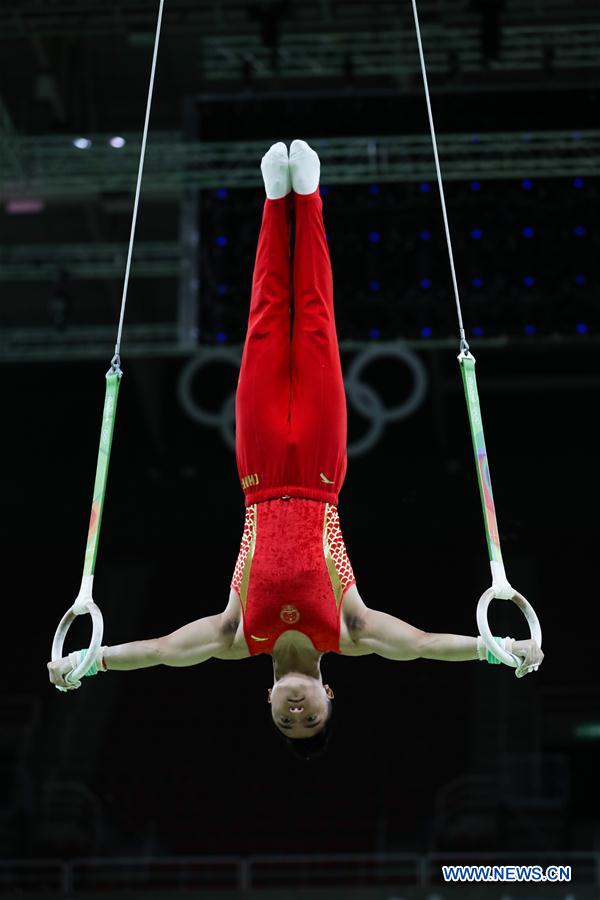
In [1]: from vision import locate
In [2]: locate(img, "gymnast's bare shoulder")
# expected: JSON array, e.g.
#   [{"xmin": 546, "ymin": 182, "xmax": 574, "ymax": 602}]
[
  {"xmin": 211, "ymin": 590, "xmax": 251, "ymax": 660},
  {"xmin": 339, "ymin": 584, "xmax": 428, "ymax": 660},
  {"xmin": 338, "ymin": 584, "xmax": 376, "ymax": 655}
]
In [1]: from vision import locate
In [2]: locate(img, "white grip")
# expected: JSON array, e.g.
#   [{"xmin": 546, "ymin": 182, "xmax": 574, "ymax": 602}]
[
  {"xmin": 490, "ymin": 560, "xmax": 514, "ymax": 600},
  {"xmin": 477, "ymin": 586, "xmax": 542, "ymax": 668},
  {"xmin": 51, "ymin": 583, "xmax": 104, "ymax": 692}
]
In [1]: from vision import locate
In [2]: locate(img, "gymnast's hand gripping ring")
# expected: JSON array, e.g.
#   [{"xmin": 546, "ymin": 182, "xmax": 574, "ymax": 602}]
[
  {"xmin": 51, "ymin": 579, "xmax": 104, "ymax": 692},
  {"xmin": 50, "ymin": 369, "xmax": 120, "ymax": 692},
  {"xmin": 476, "ymin": 586, "xmax": 542, "ymax": 669}
]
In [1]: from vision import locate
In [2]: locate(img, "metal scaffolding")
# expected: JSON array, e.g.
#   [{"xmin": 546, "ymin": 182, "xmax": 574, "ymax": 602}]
[
  {"xmin": 0, "ymin": 323, "xmax": 181, "ymax": 363},
  {"xmin": 1, "ymin": 326, "xmax": 598, "ymax": 365},
  {"xmin": 1, "ymin": 0, "xmax": 599, "ymax": 38},
  {"xmin": 0, "ymin": 242, "xmax": 181, "ymax": 281},
  {"xmin": 2, "ymin": 130, "xmax": 598, "ymax": 199},
  {"xmin": 0, "ymin": 97, "xmax": 25, "ymax": 182},
  {"xmin": 199, "ymin": 23, "xmax": 600, "ymax": 82}
]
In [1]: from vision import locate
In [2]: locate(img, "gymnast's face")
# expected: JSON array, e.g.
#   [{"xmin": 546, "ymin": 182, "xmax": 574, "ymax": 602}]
[{"xmin": 268, "ymin": 675, "xmax": 334, "ymax": 738}]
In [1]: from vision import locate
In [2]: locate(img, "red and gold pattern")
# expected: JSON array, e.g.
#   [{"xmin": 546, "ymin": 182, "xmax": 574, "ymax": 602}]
[
  {"xmin": 323, "ymin": 503, "xmax": 355, "ymax": 604},
  {"xmin": 230, "ymin": 504, "xmax": 256, "ymax": 610},
  {"xmin": 230, "ymin": 498, "xmax": 356, "ymax": 655}
]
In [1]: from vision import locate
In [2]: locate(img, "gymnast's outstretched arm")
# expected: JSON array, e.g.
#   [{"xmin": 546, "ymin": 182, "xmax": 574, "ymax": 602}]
[
  {"xmin": 47, "ymin": 593, "xmax": 247, "ymax": 689},
  {"xmin": 106, "ymin": 606, "xmax": 242, "ymax": 670},
  {"xmin": 342, "ymin": 589, "xmax": 543, "ymax": 674}
]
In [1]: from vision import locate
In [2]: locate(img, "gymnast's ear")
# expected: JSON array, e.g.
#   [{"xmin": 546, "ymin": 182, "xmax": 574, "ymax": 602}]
[{"xmin": 324, "ymin": 684, "xmax": 334, "ymax": 700}]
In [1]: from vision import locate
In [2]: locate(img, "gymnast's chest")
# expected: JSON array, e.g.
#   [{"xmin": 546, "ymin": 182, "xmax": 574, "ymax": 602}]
[{"xmin": 247, "ymin": 500, "xmax": 334, "ymax": 615}]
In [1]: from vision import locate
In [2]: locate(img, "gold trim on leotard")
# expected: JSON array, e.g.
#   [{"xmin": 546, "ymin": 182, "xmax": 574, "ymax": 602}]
[
  {"xmin": 234, "ymin": 503, "xmax": 257, "ymax": 611},
  {"xmin": 325, "ymin": 554, "xmax": 343, "ymax": 607},
  {"xmin": 322, "ymin": 503, "xmax": 355, "ymax": 609}
]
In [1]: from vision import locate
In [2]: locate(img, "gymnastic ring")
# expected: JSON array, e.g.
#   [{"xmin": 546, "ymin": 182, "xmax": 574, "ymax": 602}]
[
  {"xmin": 476, "ymin": 587, "xmax": 542, "ymax": 668},
  {"xmin": 345, "ymin": 343, "xmax": 428, "ymax": 423},
  {"xmin": 51, "ymin": 600, "xmax": 104, "ymax": 692}
]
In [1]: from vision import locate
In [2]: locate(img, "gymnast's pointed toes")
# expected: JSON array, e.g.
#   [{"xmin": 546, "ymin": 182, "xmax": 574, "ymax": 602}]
[
  {"xmin": 289, "ymin": 139, "xmax": 320, "ymax": 195},
  {"xmin": 261, "ymin": 142, "xmax": 291, "ymax": 199},
  {"xmin": 262, "ymin": 141, "xmax": 288, "ymax": 161},
  {"xmin": 290, "ymin": 139, "xmax": 312, "ymax": 156}
]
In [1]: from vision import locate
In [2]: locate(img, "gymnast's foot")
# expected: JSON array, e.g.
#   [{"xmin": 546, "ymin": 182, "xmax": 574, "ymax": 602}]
[
  {"xmin": 290, "ymin": 139, "xmax": 320, "ymax": 195},
  {"xmin": 261, "ymin": 142, "xmax": 291, "ymax": 199}
]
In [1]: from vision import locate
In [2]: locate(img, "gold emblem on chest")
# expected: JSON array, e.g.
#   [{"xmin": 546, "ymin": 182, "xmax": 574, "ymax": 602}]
[{"xmin": 280, "ymin": 605, "xmax": 300, "ymax": 625}]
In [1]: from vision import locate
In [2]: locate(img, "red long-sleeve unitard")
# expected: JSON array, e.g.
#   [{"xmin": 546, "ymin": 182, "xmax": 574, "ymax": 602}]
[{"xmin": 231, "ymin": 189, "xmax": 356, "ymax": 655}]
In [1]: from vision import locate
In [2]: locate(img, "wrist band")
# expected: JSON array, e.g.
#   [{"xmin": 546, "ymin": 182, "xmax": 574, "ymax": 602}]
[
  {"xmin": 76, "ymin": 647, "xmax": 107, "ymax": 676},
  {"xmin": 486, "ymin": 636, "xmax": 504, "ymax": 665},
  {"xmin": 79, "ymin": 648, "xmax": 99, "ymax": 676},
  {"xmin": 477, "ymin": 635, "xmax": 504, "ymax": 664}
]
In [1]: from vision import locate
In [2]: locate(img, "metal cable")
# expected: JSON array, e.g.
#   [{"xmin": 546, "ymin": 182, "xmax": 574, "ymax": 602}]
[
  {"xmin": 410, "ymin": 0, "xmax": 470, "ymax": 354},
  {"xmin": 111, "ymin": 0, "xmax": 166, "ymax": 371}
]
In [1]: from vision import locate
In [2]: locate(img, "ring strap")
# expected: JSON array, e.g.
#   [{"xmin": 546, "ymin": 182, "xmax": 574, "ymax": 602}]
[
  {"xmin": 458, "ymin": 351, "xmax": 513, "ymax": 598},
  {"xmin": 83, "ymin": 371, "xmax": 122, "ymax": 579}
]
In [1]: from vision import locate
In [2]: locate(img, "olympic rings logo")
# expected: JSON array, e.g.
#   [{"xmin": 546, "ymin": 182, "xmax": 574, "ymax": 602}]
[
  {"xmin": 343, "ymin": 343, "xmax": 428, "ymax": 456},
  {"xmin": 177, "ymin": 342, "xmax": 428, "ymax": 458}
]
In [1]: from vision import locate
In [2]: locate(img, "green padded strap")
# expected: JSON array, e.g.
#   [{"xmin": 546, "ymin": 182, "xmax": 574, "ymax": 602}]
[
  {"xmin": 458, "ymin": 353, "xmax": 504, "ymax": 569},
  {"xmin": 486, "ymin": 636, "xmax": 504, "ymax": 665},
  {"xmin": 83, "ymin": 371, "xmax": 122, "ymax": 578},
  {"xmin": 79, "ymin": 648, "xmax": 100, "ymax": 677}
]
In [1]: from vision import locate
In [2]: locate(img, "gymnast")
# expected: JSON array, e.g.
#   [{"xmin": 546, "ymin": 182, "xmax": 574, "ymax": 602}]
[{"xmin": 48, "ymin": 141, "xmax": 544, "ymax": 752}]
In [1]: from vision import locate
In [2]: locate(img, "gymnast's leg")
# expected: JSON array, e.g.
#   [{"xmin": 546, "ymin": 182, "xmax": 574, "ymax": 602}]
[
  {"xmin": 288, "ymin": 141, "xmax": 348, "ymax": 504},
  {"xmin": 235, "ymin": 143, "xmax": 293, "ymax": 502}
]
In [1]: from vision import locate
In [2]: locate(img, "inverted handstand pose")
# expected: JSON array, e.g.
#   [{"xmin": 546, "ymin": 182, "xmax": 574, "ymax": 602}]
[{"xmin": 48, "ymin": 141, "xmax": 543, "ymax": 748}]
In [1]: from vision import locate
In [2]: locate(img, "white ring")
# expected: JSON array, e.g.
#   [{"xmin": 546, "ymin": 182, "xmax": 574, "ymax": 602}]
[
  {"xmin": 51, "ymin": 601, "xmax": 104, "ymax": 692},
  {"xmin": 476, "ymin": 587, "xmax": 542, "ymax": 668}
]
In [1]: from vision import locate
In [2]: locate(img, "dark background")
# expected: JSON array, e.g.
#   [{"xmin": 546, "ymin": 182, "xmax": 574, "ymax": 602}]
[{"xmin": 1, "ymin": 0, "xmax": 599, "ymax": 894}]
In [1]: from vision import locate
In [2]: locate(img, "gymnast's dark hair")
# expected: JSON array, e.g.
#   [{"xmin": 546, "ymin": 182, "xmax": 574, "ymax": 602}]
[{"xmin": 272, "ymin": 701, "xmax": 333, "ymax": 762}]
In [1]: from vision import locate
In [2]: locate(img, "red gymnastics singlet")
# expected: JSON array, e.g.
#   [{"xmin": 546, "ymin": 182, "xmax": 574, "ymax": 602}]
[
  {"xmin": 230, "ymin": 499, "xmax": 355, "ymax": 655},
  {"xmin": 232, "ymin": 188, "xmax": 355, "ymax": 654}
]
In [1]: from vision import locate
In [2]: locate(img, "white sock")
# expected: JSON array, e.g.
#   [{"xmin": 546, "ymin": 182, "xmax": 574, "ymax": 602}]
[
  {"xmin": 289, "ymin": 139, "xmax": 320, "ymax": 195},
  {"xmin": 260, "ymin": 142, "xmax": 291, "ymax": 199}
]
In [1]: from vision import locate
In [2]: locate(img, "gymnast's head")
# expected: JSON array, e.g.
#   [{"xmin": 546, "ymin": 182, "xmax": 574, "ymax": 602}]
[{"xmin": 268, "ymin": 673, "xmax": 334, "ymax": 741}]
